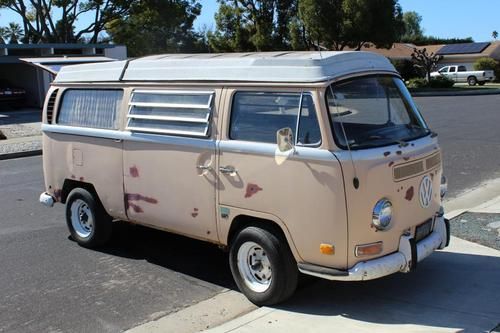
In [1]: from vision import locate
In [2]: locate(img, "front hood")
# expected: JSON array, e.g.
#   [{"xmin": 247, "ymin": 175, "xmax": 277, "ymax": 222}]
[{"xmin": 334, "ymin": 135, "xmax": 442, "ymax": 267}]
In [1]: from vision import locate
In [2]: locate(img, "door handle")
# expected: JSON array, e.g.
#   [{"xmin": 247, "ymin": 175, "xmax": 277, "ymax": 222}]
[
  {"xmin": 219, "ymin": 166, "xmax": 237, "ymax": 175},
  {"xmin": 196, "ymin": 165, "xmax": 212, "ymax": 171}
]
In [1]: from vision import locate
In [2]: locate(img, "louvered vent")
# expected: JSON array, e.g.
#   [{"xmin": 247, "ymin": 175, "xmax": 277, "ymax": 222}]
[
  {"xmin": 393, "ymin": 152, "xmax": 441, "ymax": 181},
  {"xmin": 46, "ymin": 89, "xmax": 58, "ymax": 124}
]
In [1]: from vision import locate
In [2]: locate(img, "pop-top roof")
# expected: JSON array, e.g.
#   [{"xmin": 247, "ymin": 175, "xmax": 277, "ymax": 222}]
[{"xmin": 54, "ymin": 51, "xmax": 397, "ymax": 83}]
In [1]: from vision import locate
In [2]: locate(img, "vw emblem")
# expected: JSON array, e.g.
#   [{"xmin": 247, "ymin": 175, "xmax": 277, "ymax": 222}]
[{"xmin": 419, "ymin": 175, "xmax": 433, "ymax": 208}]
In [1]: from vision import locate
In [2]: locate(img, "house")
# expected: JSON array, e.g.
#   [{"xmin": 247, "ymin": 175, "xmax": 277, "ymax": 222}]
[
  {"xmin": 0, "ymin": 44, "xmax": 126, "ymax": 107},
  {"xmin": 356, "ymin": 42, "xmax": 500, "ymax": 72}
]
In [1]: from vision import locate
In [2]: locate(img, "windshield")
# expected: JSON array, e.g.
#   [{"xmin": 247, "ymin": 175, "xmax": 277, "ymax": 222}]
[{"xmin": 326, "ymin": 75, "xmax": 430, "ymax": 149}]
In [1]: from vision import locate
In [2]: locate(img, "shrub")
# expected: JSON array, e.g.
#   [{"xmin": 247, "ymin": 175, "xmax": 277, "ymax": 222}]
[
  {"xmin": 391, "ymin": 59, "xmax": 424, "ymax": 80},
  {"xmin": 406, "ymin": 76, "xmax": 455, "ymax": 89},
  {"xmin": 473, "ymin": 57, "xmax": 500, "ymax": 82},
  {"xmin": 428, "ymin": 76, "xmax": 455, "ymax": 88},
  {"xmin": 406, "ymin": 77, "xmax": 427, "ymax": 88}
]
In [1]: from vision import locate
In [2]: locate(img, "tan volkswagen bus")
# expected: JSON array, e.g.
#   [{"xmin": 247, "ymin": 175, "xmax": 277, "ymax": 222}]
[{"xmin": 39, "ymin": 52, "xmax": 450, "ymax": 305}]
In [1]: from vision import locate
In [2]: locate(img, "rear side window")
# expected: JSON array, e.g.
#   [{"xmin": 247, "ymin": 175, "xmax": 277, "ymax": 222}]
[
  {"xmin": 229, "ymin": 92, "xmax": 321, "ymax": 146},
  {"xmin": 58, "ymin": 89, "xmax": 123, "ymax": 129},
  {"xmin": 458, "ymin": 66, "xmax": 467, "ymax": 72},
  {"xmin": 126, "ymin": 90, "xmax": 214, "ymax": 137}
]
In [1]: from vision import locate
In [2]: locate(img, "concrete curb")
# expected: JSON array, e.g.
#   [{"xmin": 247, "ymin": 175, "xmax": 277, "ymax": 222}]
[
  {"xmin": 0, "ymin": 149, "xmax": 42, "ymax": 161},
  {"xmin": 410, "ymin": 88, "xmax": 500, "ymax": 97}
]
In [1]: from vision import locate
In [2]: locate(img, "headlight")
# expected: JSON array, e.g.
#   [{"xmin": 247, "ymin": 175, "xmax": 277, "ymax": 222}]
[
  {"xmin": 440, "ymin": 175, "xmax": 447, "ymax": 198},
  {"xmin": 372, "ymin": 199, "xmax": 393, "ymax": 231}
]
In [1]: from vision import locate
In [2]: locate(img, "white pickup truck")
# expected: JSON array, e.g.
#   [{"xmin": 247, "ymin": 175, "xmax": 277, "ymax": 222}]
[{"xmin": 431, "ymin": 65, "xmax": 496, "ymax": 86}]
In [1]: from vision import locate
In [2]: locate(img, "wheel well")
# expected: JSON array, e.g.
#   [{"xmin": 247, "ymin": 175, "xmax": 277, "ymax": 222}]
[
  {"xmin": 227, "ymin": 215, "xmax": 289, "ymax": 247},
  {"xmin": 61, "ymin": 179, "xmax": 101, "ymax": 205},
  {"xmin": 468, "ymin": 75, "xmax": 477, "ymax": 80}
]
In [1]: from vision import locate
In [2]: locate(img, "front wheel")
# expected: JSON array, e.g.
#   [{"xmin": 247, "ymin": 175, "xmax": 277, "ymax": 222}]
[
  {"xmin": 467, "ymin": 76, "xmax": 477, "ymax": 86},
  {"xmin": 229, "ymin": 226, "xmax": 298, "ymax": 306},
  {"xmin": 65, "ymin": 188, "xmax": 112, "ymax": 248}
]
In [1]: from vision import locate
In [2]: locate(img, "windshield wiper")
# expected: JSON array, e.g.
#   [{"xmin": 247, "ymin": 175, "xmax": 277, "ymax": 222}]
[{"xmin": 366, "ymin": 135, "xmax": 409, "ymax": 147}]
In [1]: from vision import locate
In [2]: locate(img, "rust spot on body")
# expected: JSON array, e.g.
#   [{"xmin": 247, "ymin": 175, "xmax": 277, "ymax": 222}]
[
  {"xmin": 403, "ymin": 157, "xmax": 410, "ymax": 161},
  {"xmin": 388, "ymin": 161, "xmax": 394, "ymax": 167},
  {"xmin": 191, "ymin": 208, "xmax": 199, "ymax": 218},
  {"xmin": 54, "ymin": 189, "xmax": 62, "ymax": 202},
  {"xmin": 125, "ymin": 193, "xmax": 158, "ymax": 213},
  {"xmin": 130, "ymin": 166, "xmax": 140, "ymax": 178},
  {"xmin": 245, "ymin": 183, "xmax": 263, "ymax": 198},
  {"xmin": 71, "ymin": 175, "xmax": 76, "ymax": 179},
  {"xmin": 79, "ymin": 177, "xmax": 84, "ymax": 181},
  {"xmin": 383, "ymin": 151, "xmax": 391, "ymax": 157},
  {"xmin": 396, "ymin": 151, "xmax": 402, "ymax": 155},
  {"xmin": 405, "ymin": 186, "xmax": 414, "ymax": 201}
]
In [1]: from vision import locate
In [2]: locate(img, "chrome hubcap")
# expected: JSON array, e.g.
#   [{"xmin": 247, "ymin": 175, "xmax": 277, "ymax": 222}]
[
  {"xmin": 70, "ymin": 199, "xmax": 94, "ymax": 238},
  {"xmin": 237, "ymin": 241, "xmax": 272, "ymax": 293}
]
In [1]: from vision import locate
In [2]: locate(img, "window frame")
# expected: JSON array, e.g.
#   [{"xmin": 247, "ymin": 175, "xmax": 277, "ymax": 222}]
[
  {"xmin": 56, "ymin": 88, "xmax": 124, "ymax": 130},
  {"xmin": 125, "ymin": 89, "xmax": 215, "ymax": 138},
  {"xmin": 228, "ymin": 90, "xmax": 322, "ymax": 147}
]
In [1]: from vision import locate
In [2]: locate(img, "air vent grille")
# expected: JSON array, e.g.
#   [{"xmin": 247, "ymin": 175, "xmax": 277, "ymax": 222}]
[
  {"xmin": 46, "ymin": 89, "xmax": 58, "ymax": 124},
  {"xmin": 393, "ymin": 152, "xmax": 441, "ymax": 181}
]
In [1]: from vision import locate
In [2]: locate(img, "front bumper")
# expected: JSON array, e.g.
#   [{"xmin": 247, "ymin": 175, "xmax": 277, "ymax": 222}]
[
  {"xmin": 39, "ymin": 192, "xmax": 55, "ymax": 207},
  {"xmin": 298, "ymin": 216, "xmax": 450, "ymax": 281}
]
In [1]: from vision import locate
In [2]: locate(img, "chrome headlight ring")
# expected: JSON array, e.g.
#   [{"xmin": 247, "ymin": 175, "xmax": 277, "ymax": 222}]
[{"xmin": 372, "ymin": 199, "xmax": 393, "ymax": 231}]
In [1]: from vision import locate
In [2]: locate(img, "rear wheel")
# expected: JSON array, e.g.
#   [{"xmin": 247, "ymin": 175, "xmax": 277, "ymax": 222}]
[
  {"xmin": 65, "ymin": 188, "xmax": 112, "ymax": 248},
  {"xmin": 229, "ymin": 226, "xmax": 298, "ymax": 306},
  {"xmin": 467, "ymin": 76, "xmax": 477, "ymax": 86}
]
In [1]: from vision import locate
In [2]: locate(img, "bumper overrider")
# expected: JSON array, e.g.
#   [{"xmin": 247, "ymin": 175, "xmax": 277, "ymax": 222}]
[{"xmin": 298, "ymin": 215, "xmax": 450, "ymax": 281}]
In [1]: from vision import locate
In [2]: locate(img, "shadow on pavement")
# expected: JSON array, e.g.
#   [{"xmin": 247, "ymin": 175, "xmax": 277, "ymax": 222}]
[
  {"xmin": 95, "ymin": 221, "xmax": 237, "ymax": 290},
  {"xmin": 276, "ymin": 250, "xmax": 500, "ymax": 331}
]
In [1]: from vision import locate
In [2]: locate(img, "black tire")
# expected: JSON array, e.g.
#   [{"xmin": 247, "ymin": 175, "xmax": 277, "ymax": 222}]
[
  {"xmin": 478, "ymin": 81, "xmax": 486, "ymax": 86},
  {"xmin": 229, "ymin": 226, "xmax": 298, "ymax": 306},
  {"xmin": 65, "ymin": 188, "xmax": 112, "ymax": 248},
  {"xmin": 467, "ymin": 76, "xmax": 477, "ymax": 86}
]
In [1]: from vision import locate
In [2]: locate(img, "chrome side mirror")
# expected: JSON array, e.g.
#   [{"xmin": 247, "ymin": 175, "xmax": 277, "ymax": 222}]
[{"xmin": 277, "ymin": 127, "xmax": 295, "ymax": 152}]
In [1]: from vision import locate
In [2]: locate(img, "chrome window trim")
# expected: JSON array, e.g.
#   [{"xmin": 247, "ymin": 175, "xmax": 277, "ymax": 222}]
[
  {"xmin": 127, "ymin": 114, "xmax": 209, "ymax": 123},
  {"xmin": 218, "ymin": 140, "xmax": 335, "ymax": 162},
  {"xmin": 42, "ymin": 124, "xmax": 214, "ymax": 149},
  {"xmin": 126, "ymin": 125, "xmax": 209, "ymax": 137},
  {"xmin": 128, "ymin": 102, "xmax": 210, "ymax": 109}
]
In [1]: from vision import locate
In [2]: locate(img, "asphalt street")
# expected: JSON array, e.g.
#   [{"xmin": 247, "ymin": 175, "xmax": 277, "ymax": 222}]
[
  {"xmin": 415, "ymin": 94, "xmax": 500, "ymax": 198},
  {"xmin": 0, "ymin": 94, "xmax": 499, "ymax": 332}
]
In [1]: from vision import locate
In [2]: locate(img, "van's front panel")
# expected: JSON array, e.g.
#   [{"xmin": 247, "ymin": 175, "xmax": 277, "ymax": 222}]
[
  {"xmin": 218, "ymin": 88, "xmax": 348, "ymax": 269},
  {"xmin": 326, "ymin": 75, "xmax": 444, "ymax": 268}
]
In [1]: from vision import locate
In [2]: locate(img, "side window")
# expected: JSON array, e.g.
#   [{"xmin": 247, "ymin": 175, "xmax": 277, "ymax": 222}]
[
  {"xmin": 449, "ymin": 67, "xmax": 456, "ymax": 73},
  {"xmin": 126, "ymin": 90, "xmax": 214, "ymax": 137},
  {"xmin": 297, "ymin": 95, "xmax": 321, "ymax": 145},
  {"xmin": 58, "ymin": 89, "xmax": 123, "ymax": 129},
  {"xmin": 229, "ymin": 92, "xmax": 321, "ymax": 146},
  {"xmin": 458, "ymin": 66, "xmax": 467, "ymax": 72},
  {"xmin": 439, "ymin": 67, "xmax": 448, "ymax": 73}
]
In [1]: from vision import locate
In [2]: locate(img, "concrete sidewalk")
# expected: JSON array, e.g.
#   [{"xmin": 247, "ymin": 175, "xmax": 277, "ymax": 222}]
[{"xmin": 0, "ymin": 109, "xmax": 42, "ymax": 159}]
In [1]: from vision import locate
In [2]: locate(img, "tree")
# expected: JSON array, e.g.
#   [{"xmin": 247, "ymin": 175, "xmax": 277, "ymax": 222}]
[
  {"xmin": 0, "ymin": 0, "xmax": 134, "ymax": 43},
  {"xmin": 1, "ymin": 22, "xmax": 24, "ymax": 44},
  {"xmin": 401, "ymin": 11, "xmax": 423, "ymax": 41},
  {"xmin": 208, "ymin": 0, "xmax": 300, "ymax": 52},
  {"xmin": 493, "ymin": 30, "xmax": 499, "ymax": 41},
  {"xmin": 298, "ymin": 0, "xmax": 404, "ymax": 51},
  {"xmin": 107, "ymin": 0, "xmax": 203, "ymax": 57},
  {"xmin": 411, "ymin": 48, "xmax": 443, "ymax": 82}
]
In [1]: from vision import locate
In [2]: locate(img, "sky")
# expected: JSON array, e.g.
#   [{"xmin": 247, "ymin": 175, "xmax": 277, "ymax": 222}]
[{"xmin": 1, "ymin": 0, "xmax": 499, "ymax": 43}]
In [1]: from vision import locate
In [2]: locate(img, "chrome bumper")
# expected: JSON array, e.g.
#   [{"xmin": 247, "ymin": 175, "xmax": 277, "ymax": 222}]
[
  {"xmin": 298, "ymin": 216, "xmax": 449, "ymax": 281},
  {"xmin": 39, "ymin": 192, "xmax": 55, "ymax": 207}
]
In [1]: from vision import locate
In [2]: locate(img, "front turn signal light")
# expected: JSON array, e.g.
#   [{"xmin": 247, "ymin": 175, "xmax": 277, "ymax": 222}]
[{"xmin": 355, "ymin": 242, "xmax": 383, "ymax": 257}]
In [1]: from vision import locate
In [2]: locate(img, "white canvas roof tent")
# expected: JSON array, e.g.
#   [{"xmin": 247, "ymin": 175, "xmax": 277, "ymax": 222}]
[{"xmin": 53, "ymin": 51, "xmax": 398, "ymax": 84}]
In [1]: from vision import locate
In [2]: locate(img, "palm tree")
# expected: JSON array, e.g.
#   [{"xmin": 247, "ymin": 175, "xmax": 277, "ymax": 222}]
[
  {"xmin": 3, "ymin": 22, "xmax": 24, "ymax": 44},
  {"xmin": 0, "ymin": 27, "xmax": 6, "ymax": 44},
  {"xmin": 493, "ymin": 30, "xmax": 499, "ymax": 41}
]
